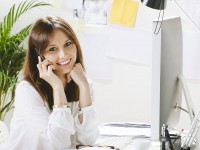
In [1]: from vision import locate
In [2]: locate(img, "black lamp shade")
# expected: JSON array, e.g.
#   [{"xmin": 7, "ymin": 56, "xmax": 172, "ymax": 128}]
[{"xmin": 141, "ymin": 0, "xmax": 167, "ymax": 10}]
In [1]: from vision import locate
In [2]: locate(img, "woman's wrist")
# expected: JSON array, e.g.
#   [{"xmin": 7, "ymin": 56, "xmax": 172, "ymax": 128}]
[
  {"xmin": 53, "ymin": 86, "xmax": 68, "ymax": 106},
  {"xmin": 54, "ymin": 100, "xmax": 68, "ymax": 106},
  {"xmin": 79, "ymin": 101, "xmax": 92, "ymax": 108},
  {"xmin": 78, "ymin": 80, "xmax": 89, "ymax": 90},
  {"xmin": 78, "ymin": 79, "xmax": 92, "ymax": 108},
  {"xmin": 52, "ymin": 83, "xmax": 64, "ymax": 91},
  {"xmin": 79, "ymin": 87, "xmax": 92, "ymax": 108}
]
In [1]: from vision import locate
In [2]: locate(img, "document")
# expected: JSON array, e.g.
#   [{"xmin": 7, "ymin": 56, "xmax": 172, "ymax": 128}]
[
  {"xmin": 99, "ymin": 122, "xmax": 151, "ymax": 137},
  {"xmin": 78, "ymin": 31, "xmax": 114, "ymax": 80},
  {"xmin": 105, "ymin": 27, "xmax": 152, "ymax": 65}
]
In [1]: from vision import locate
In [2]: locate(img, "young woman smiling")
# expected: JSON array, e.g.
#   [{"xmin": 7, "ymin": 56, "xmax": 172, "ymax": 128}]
[{"xmin": 1, "ymin": 16, "xmax": 99, "ymax": 150}]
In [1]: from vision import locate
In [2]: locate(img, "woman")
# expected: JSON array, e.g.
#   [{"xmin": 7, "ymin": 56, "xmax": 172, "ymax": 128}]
[{"xmin": 2, "ymin": 16, "xmax": 99, "ymax": 150}]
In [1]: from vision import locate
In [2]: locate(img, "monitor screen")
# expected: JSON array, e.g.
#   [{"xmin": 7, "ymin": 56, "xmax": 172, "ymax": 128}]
[{"xmin": 151, "ymin": 16, "xmax": 183, "ymax": 141}]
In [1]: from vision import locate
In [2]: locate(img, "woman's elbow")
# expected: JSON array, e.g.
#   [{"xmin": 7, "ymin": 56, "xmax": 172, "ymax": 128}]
[
  {"xmin": 80, "ymin": 129, "xmax": 100, "ymax": 145},
  {"xmin": 52, "ymin": 140, "xmax": 72, "ymax": 149}
]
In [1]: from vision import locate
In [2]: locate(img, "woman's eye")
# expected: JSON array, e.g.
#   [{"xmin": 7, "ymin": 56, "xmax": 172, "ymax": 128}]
[
  {"xmin": 65, "ymin": 41, "xmax": 72, "ymax": 47},
  {"xmin": 49, "ymin": 47, "xmax": 57, "ymax": 51}
]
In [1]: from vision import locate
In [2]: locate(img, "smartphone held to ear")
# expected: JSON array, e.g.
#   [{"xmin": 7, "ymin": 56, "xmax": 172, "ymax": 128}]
[
  {"xmin": 34, "ymin": 48, "xmax": 45, "ymax": 61},
  {"xmin": 34, "ymin": 48, "xmax": 55, "ymax": 70}
]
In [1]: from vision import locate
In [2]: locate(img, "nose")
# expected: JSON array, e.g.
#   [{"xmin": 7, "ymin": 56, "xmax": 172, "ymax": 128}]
[{"xmin": 58, "ymin": 48, "xmax": 66, "ymax": 58}]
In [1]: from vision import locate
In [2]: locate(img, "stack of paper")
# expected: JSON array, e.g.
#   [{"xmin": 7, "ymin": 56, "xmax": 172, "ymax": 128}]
[{"xmin": 99, "ymin": 122, "xmax": 151, "ymax": 138}]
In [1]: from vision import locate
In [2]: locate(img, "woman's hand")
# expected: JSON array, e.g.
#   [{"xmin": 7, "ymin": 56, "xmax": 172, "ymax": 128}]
[
  {"xmin": 69, "ymin": 63, "xmax": 88, "ymax": 88},
  {"xmin": 37, "ymin": 56, "xmax": 68, "ymax": 105},
  {"xmin": 37, "ymin": 56, "xmax": 63, "ymax": 89},
  {"xmin": 69, "ymin": 63, "xmax": 92, "ymax": 108}
]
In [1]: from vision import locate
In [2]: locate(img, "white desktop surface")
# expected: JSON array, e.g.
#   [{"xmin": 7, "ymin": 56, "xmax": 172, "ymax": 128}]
[
  {"xmin": 96, "ymin": 122, "xmax": 161, "ymax": 150},
  {"xmin": 68, "ymin": 141, "xmax": 161, "ymax": 150},
  {"xmin": 123, "ymin": 140, "xmax": 161, "ymax": 150},
  {"xmin": 68, "ymin": 122, "xmax": 162, "ymax": 150}
]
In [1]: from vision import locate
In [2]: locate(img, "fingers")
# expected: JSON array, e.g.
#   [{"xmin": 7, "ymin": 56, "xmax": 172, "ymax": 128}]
[
  {"xmin": 37, "ymin": 57, "xmax": 55, "ymax": 78},
  {"xmin": 37, "ymin": 56, "xmax": 43, "ymax": 74},
  {"xmin": 41, "ymin": 60, "xmax": 49, "ymax": 72},
  {"xmin": 38, "ymin": 56, "xmax": 41, "ymax": 63},
  {"xmin": 66, "ymin": 64, "xmax": 81, "ymax": 84},
  {"xmin": 47, "ymin": 65, "xmax": 54, "ymax": 74},
  {"xmin": 74, "ymin": 63, "xmax": 82, "ymax": 69},
  {"xmin": 70, "ymin": 63, "xmax": 84, "ymax": 76},
  {"xmin": 72, "ymin": 63, "xmax": 83, "ymax": 73}
]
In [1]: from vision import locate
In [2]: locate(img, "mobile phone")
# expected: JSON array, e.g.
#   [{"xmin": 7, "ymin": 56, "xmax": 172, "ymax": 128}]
[{"xmin": 34, "ymin": 48, "xmax": 45, "ymax": 61}]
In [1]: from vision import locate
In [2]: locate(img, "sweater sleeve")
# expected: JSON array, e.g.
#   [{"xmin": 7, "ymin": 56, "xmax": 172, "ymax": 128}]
[
  {"xmin": 74, "ymin": 105, "xmax": 100, "ymax": 145},
  {"xmin": 73, "ymin": 80, "xmax": 100, "ymax": 145},
  {"xmin": 3, "ymin": 81, "xmax": 75, "ymax": 150}
]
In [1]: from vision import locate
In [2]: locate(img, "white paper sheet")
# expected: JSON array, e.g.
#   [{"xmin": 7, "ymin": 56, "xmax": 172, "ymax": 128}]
[
  {"xmin": 100, "ymin": 126, "xmax": 151, "ymax": 137},
  {"xmin": 99, "ymin": 122, "xmax": 151, "ymax": 137},
  {"xmin": 105, "ymin": 27, "xmax": 152, "ymax": 65},
  {"xmin": 78, "ymin": 31, "xmax": 114, "ymax": 80}
]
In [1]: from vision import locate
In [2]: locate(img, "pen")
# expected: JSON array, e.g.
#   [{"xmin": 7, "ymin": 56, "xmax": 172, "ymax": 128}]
[{"xmin": 76, "ymin": 144, "xmax": 118, "ymax": 149}]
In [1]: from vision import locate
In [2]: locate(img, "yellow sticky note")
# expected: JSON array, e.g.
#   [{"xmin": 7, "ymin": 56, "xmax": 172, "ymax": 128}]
[{"xmin": 109, "ymin": 0, "xmax": 139, "ymax": 27}]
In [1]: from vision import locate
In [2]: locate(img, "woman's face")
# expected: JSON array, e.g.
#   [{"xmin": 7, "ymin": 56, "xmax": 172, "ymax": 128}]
[{"xmin": 43, "ymin": 29, "xmax": 77, "ymax": 77}]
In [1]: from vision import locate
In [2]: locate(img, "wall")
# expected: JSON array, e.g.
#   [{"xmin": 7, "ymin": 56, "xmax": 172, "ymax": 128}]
[{"xmin": 1, "ymin": 0, "xmax": 200, "ymax": 134}]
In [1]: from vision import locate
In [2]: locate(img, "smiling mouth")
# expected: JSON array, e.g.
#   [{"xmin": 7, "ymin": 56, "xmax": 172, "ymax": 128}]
[{"xmin": 57, "ymin": 58, "xmax": 72, "ymax": 66}]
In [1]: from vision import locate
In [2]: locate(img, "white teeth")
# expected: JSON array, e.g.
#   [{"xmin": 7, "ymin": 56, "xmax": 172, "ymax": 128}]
[{"xmin": 58, "ymin": 59, "xmax": 70, "ymax": 65}]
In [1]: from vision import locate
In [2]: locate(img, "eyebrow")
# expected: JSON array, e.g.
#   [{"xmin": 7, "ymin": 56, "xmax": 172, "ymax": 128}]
[{"xmin": 48, "ymin": 39, "xmax": 71, "ymax": 47}]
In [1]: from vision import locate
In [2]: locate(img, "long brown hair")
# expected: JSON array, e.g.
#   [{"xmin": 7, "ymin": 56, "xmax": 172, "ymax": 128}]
[{"xmin": 22, "ymin": 16, "xmax": 85, "ymax": 110}]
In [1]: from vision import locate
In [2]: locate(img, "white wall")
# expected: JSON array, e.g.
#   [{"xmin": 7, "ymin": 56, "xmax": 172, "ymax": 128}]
[{"xmin": 1, "ymin": 0, "xmax": 200, "ymax": 135}]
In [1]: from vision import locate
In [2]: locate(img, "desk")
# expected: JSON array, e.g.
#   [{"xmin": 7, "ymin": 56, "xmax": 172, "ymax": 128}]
[
  {"xmin": 68, "ymin": 122, "xmax": 198, "ymax": 150},
  {"xmin": 123, "ymin": 140, "xmax": 161, "ymax": 150},
  {"xmin": 96, "ymin": 123, "xmax": 197, "ymax": 150},
  {"xmin": 96, "ymin": 122, "xmax": 162, "ymax": 150}
]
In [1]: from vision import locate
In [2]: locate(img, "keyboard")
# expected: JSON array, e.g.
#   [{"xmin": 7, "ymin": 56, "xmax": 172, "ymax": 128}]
[{"xmin": 95, "ymin": 136, "xmax": 133, "ymax": 150}]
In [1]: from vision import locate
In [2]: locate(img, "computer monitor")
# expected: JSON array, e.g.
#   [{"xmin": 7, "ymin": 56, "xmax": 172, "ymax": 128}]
[{"xmin": 151, "ymin": 16, "xmax": 183, "ymax": 141}]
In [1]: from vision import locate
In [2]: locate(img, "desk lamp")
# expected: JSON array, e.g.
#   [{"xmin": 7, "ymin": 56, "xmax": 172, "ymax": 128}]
[
  {"xmin": 141, "ymin": 0, "xmax": 167, "ymax": 34},
  {"xmin": 141, "ymin": 0, "xmax": 166, "ymax": 10},
  {"xmin": 141, "ymin": 0, "xmax": 200, "ymax": 32}
]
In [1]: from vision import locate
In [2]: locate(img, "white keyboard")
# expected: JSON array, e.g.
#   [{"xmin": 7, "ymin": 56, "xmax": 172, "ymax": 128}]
[{"xmin": 95, "ymin": 136, "xmax": 133, "ymax": 150}]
